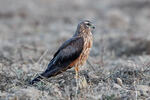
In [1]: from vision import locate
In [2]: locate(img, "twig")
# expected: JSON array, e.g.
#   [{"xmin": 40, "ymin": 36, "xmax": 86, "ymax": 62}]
[
  {"xmin": 37, "ymin": 49, "xmax": 49, "ymax": 64},
  {"xmin": 87, "ymin": 59, "xmax": 95, "ymax": 71}
]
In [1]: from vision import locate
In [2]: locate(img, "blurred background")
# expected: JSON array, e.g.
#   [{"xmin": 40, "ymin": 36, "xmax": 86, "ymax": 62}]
[
  {"xmin": 1, "ymin": 0, "xmax": 150, "ymax": 59},
  {"xmin": 0, "ymin": 0, "xmax": 150, "ymax": 99}
]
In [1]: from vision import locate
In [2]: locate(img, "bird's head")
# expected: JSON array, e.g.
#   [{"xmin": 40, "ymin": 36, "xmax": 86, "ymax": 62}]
[{"xmin": 75, "ymin": 20, "xmax": 95, "ymax": 36}]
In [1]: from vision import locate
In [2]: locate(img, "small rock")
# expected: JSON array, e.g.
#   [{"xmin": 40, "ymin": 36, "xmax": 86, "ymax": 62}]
[
  {"xmin": 136, "ymin": 85, "xmax": 150, "ymax": 97},
  {"xmin": 116, "ymin": 78, "xmax": 123, "ymax": 86},
  {"xmin": 79, "ymin": 76, "xmax": 88, "ymax": 89}
]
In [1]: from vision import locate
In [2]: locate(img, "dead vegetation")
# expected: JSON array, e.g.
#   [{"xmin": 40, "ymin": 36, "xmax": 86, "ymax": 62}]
[{"xmin": 0, "ymin": 0, "xmax": 150, "ymax": 99}]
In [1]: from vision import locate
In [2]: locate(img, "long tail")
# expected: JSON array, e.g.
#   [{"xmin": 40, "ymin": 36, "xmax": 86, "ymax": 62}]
[
  {"xmin": 29, "ymin": 64, "xmax": 63, "ymax": 85},
  {"xmin": 29, "ymin": 74, "xmax": 43, "ymax": 85},
  {"xmin": 29, "ymin": 57, "xmax": 72, "ymax": 85}
]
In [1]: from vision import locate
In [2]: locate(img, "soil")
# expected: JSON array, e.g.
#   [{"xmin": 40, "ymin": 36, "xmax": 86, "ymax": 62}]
[{"xmin": 0, "ymin": 0, "xmax": 150, "ymax": 99}]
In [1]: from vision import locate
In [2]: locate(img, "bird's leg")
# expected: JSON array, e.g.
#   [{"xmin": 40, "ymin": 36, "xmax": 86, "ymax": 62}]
[
  {"xmin": 75, "ymin": 66, "xmax": 79, "ymax": 78},
  {"xmin": 75, "ymin": 66, "xmax": 79, "ymax": 94}
]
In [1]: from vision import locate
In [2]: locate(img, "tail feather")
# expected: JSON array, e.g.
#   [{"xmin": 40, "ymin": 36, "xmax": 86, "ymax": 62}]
[
  {"xmin": 29, "ymin": 75, "xmax": 43, "ymax": 85},
  {"xmin": 29, "ymin": 65, "xmax": 62, "ymax": 85},
  {"xmin": 29, "ymin": 58, "xmax": 72, "ymax": 85}
]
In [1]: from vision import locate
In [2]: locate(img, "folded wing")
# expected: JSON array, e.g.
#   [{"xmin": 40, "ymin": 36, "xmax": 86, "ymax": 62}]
[{"xmin": 30, "ymin": 36, "xmax": 84, "ymax": 84}]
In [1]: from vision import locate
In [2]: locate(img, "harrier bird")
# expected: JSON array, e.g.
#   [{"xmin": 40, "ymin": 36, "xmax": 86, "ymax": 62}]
[{"xmin": 30, "ymin": 20, "xmax": 95, "ymax": 85}]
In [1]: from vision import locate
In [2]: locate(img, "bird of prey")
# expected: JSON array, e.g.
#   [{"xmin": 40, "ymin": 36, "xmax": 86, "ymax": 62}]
[{"xmin": 30, "ymin": 20, "xmax": 95, "ymax": 85}]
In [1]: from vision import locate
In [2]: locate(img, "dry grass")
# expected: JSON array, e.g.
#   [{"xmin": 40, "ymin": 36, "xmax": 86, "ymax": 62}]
[{"xmin": 0, "ymin": 0, "xmax": 150, "ymax": 99}]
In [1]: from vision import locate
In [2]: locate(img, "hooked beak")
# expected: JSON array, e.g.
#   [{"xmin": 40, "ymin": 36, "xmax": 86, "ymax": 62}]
[
  {"xmin": 92, "ymin": 26, "xmax": 95, "ymax": 29},
  {"xmin": 91, "ymin": 24, "xmax": 95, "ymax": 29}
]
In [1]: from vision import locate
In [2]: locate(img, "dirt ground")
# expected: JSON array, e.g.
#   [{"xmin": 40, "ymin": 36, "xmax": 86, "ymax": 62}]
[{"xmin": 0, "ymin": 0, "xmax": 150, "ymax": 99}]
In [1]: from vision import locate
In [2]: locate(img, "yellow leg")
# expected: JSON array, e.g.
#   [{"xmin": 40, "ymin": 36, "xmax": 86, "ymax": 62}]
[
  {"xmin": 75, "ymin": 66, "xmax": 79, "ymax": 78},
  {"xmin": 75, "ymin": 66, "xmax": 79, "ymax": 94}
]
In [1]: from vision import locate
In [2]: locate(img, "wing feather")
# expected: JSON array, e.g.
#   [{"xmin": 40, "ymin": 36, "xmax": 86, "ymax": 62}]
[
  {"xmin": 44, "ymin": 36, "xmax": 84, "ymax": 76},
  {"xmin": 30, "ymin": 36, "xmax": 84, "ymax": 84}
]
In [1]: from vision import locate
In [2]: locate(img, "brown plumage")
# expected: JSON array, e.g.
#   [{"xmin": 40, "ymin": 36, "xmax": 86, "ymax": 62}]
[{"xmin": 30, "ymin": 20, "xmax": 95, "ymax": 85}]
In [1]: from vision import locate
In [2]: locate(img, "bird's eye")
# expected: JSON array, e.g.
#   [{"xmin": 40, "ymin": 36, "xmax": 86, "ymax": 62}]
[
  {"xmin": 86, "ymin": 23, "xmax": 91, "ymax": 26},
  {"xmin": 85, "ymin": 23, "xmax": 91, "ymax": 28}
]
